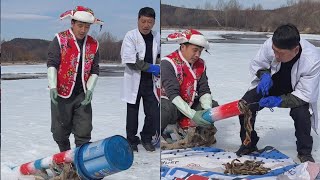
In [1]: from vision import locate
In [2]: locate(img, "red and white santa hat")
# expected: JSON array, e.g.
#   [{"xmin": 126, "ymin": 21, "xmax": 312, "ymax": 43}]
[
  {"xmin": 60, "ymin": 6, "xmax": 103, "ymax": 25},
  {"xmin": 167, "ymin": 29, "xmax": 209, "ymax": 50}
]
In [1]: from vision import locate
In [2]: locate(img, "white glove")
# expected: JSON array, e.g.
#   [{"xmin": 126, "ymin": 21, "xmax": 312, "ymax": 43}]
[
  {"xmin": 86, "ymin": 74, "xmax": 98, "ymax": 92},
  {"xmin": 172, "ymin": 96, "xmax": 196, "ymax": 119},
  {"xmin": 199, "ymin": 93, "xmax": 212, "ymax": 110},
  {"xmin": 47, "ymin": 67, "xmax": 57, "ymax": 89}
]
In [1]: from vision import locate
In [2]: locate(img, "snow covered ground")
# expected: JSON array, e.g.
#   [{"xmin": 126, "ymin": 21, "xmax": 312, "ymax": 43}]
[
  {"xmin": 162, "ymin": 29, "xmax": 320, "ymax": 41},
  {"xmin": 161, "ymin": 42, "xmax": 320, "ymax": 164},
  {"xmin": 161, "ymin": 29, "xmax": 272, "ymax": 40},
  {"xmin": 1, "ymin": 76, "xmax": 160, "ymax": 179}
]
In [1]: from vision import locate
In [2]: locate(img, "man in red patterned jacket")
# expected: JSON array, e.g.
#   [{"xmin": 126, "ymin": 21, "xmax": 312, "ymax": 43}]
[
  {"xmin": 161, "ymin": 29, "xmax": 218, "ymax": 146},
  {"xmin": 47, "ymin": 6, "xmax": 103, "ymax": 152}
]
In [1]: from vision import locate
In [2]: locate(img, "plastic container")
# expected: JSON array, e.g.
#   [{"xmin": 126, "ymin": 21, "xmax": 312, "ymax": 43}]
[{"xmin": 74, "ymin": 135, "xmax": 134, "ymax": 180}]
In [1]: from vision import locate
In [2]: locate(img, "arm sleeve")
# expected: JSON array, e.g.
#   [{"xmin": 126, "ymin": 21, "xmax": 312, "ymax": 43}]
[
  {"xmin": 161, "ymin": 60, "xmax": 180, "ymax": 101},
  {"xmin": 291, "ymin": 58, "xmax": 320, "ymax": 103},
  {"xmin": 90, "ymin": 49, "xmax": 100, "ymax": 75},
  {"xmin": 256, "ymin": 69, "xmax": 271, "ymax": 79},
  {"xmin": 249, "ymin": 38, "xmax": 274, "ymax": 77},
  {"xmin": 127, "ymin": 61, "xmax": 151, "ymax": 71},
  {"xmin": 120, "ymin": 32, "xmax": 137, "ymax": 64},
  {"xmin": 197, "ymin": 70, "xmax": 211, "ymax": 97},
  {"xmin": 47, "ymin": 37, "xmax": 61, "ymax": 69},
  {"xmin": 280, "ymin": 93, "xmax": 308, "ymax": 108},
  {"xmin": 156, "ymin": 54, "xmax": 161, "ymax": 64}
]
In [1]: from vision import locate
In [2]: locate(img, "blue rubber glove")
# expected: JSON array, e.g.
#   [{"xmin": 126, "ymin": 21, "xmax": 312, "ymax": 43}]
[
  {"xmin": 147, "ymin": 64, "xmax": 160, "ymax": 77},
  {"xmin": 256, "ymin": 73, "xmax": 273, "ymax": 96},
  {"xmin": 259, "ymin": 96, "xmax": 282, "ymax": 108}
]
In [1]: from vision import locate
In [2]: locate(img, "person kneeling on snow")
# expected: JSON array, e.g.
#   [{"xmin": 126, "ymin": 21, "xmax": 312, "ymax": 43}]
[
  {"xmin": 236, "ymin": 24, "xmax": 320, "ymax": 163},
  {"xmin": 161, "ymin": 29, "xmax": 218, "ymax": 148}
]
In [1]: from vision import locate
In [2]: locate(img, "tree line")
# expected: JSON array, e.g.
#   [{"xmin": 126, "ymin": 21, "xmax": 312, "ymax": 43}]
[
  {"xmin": 1, "ymin": 31, "xmax": 122, "ymax": 64},
  {"xmin": 161, "ymin": 0, "xmax": 320, "ymax": 33}
]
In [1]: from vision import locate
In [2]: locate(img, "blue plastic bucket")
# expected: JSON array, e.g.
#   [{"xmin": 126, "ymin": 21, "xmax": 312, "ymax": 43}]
[{"xmin": 74, "ymin": 135, "xmax": 134, "ymax": 180}]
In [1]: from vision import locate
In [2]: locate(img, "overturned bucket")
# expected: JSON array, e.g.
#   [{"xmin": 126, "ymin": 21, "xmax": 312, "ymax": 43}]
[{"xmin": 74, "ymin": 135, "xmax": 133, "ymax": 180}]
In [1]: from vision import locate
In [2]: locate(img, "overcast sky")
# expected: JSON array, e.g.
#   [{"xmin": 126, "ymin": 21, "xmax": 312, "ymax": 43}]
[
  {"xmin": 1, "ymin": 0, "xmax": 160, "ymax": 41},
  {"xmin": 161, "ymin": 0, "xmax": 290, "ymax": 10}
]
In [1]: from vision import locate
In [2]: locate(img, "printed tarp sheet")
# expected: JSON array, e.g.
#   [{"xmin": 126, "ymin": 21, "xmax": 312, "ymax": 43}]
[{"xmin": 161, "ymin": 146, "xmax": 320, "ymax": 180}]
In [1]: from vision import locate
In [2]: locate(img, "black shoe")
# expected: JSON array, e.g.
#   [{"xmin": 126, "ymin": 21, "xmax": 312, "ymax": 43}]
[
  {"xmin": 130, "ymin": 144, "xmax": 138, "ymax": 152},
  {"xmin": 236, "ymin": 144, "xmax": 258, "ymax": 156},
  {"xmin": 142, "ymin": 142, "xmax": 155, "ymax": 152},
  {"xmin": 127, "ymin": 136, "xmax": 140, "ymax": 152},
  {"xmin": 298, "ymin": 154, "xmax": 315, "ymax": 163}
]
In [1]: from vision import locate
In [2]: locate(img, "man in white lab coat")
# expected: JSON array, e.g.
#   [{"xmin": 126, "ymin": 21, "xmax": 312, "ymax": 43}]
[
  {"xmin": 236, "ymin": 24, "xmax": 320, "ymax": 163},
  {"xmin": 120, "ymin": 7, "xmax": 160, "ymax": 152}
]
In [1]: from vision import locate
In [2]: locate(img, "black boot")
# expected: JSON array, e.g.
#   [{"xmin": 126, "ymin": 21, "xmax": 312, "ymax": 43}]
[
  {"xmin": 298, "ymin": 154, "xmax": 315, "ymax": 163},
  {"xmin": 130, "ymin": 144, "xmax": 138, "ymax": 152},
  {"xmin": 142, "ymin": 141, "xmax": 155, "ymax": 152},
  {"xmin": 236, "ymin": 137, "xmax": 259, "ymax": 156},
  {"xmin": 236, "ymin": 144, "xmax": 258, "ymax": 156},
  {"xmin": 127, "ymin": 136, "xmax": 140, "ymax": 152}
]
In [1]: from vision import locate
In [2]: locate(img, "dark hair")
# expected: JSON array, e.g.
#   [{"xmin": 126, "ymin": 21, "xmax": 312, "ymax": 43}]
[
  {"xmin": 138, "ymin": 7, "xmax": 155, "ymax": 19},
  {"xmin": 272, "ymin": 23, "xmax": 300, "ymax": 50}
]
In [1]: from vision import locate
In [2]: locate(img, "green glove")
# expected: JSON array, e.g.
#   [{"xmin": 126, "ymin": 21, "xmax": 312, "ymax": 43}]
[
  {"xmin": 50, "ymin": 88, "xmax": 58, "ymax": 105},
  {"xmin": 172, "ymin": 96, "xmax": 196, "ymax": 119},
  {"xmin": 172, "ymin": 96, "xmax": 211, "ymax": 127},
  {"xmin": 81, "ymin": 74, "xmax": 98, "ymax": 106},
  {"xmin": 81, "ymin": 90, "xmax": 93, "ymax": 106},
  {"xmin": 192, "ymin": 110, "xmax": 212, "ymax": 127},
  {"xmin": 165, "ymin": 137, "xmax": 174, "ymax": 144}
]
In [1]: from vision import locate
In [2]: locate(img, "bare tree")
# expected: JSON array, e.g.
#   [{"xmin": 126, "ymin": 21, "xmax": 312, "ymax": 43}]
[
  {"xmin": 287, "ymin": 0, "xmax": 298, "ymax": 6},
  {"xmin": 97, "ymin": 32, "xmax": 121, "ymax": 62},
  {"xmin": 224, "ymin": 0, "xmax": 242, "ymax": 27},
  {"xmin": 204, "ymin": 0, "xmax": 215, "ymax": 10},
  {"xmin": 215, "ymin": 0, "xmax": 226, "ymax": 26}
]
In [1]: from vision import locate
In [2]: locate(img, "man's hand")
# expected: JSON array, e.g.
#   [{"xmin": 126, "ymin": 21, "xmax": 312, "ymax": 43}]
[
  {"xmin": 147, "ymin": 64, "xmax": 160, "ymax": 77},
  {"xmin": 81, "ymin": 90, "xmax": 93, "ymax": 106},
  {"xmin": 192, "ymin": 110, "xmax": 212, "ymax": 127},
  {"xmin": 256, "ymin": 73, "xmax": 273, "ymax": 96},
  {"xmin": 259, "ymin": 96, "xmax": 282, "ymax": 108},
  {"xmin": 48, "ymin": 67, "xmax": 58, "ymax": 105},
  {"xmin": 50, "ymin": 88, "xmax": 58, "ymax": 105}
]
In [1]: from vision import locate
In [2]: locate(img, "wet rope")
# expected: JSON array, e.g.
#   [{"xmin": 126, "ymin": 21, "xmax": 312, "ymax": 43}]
[
  {"xmin": 34, "ymin": 162, "xmax": 80, "ymax": 180},
  {"xmin": 223, "ymin": 159, "xmax": 271, "ymax": 175},
  {"xmin": 161, "ymin": 126, "xmax": 217, "ymax": 150},
  {"xmin": 238, "ymin": 100, "xmax": 253, "ymax": 146}
]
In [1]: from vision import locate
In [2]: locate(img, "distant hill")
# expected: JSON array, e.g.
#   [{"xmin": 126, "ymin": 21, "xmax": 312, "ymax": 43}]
[
  {"xmin": 161, "ymin": 1, "xmax": 320, "ymax": 34},
  {"xmin": 1, "ymin": 38, "xmax": 50, "ymax": 63},
  {"xmin": 1, "ymin": 32, "xmax": 122, "ymax": 64}
]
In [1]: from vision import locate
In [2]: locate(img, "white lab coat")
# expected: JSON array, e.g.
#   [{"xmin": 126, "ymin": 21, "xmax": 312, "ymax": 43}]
[
  {"xmin": 120, "ymin": 28, "xmax": 160, "ymax": 104},
  {"xmin": 248, "ymin": 38, "xmax": 320, "ymax": 133}
]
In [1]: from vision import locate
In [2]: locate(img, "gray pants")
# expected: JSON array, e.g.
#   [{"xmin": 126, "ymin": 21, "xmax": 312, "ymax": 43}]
[{"xmin": 51, "ymin": 91, "xmax": 92, "ymax": 152}]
